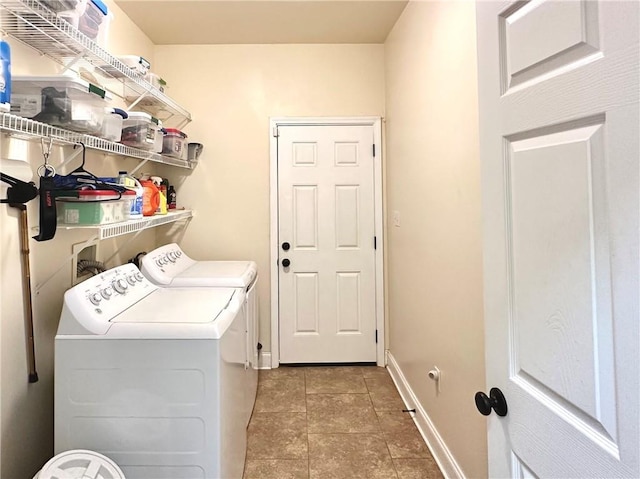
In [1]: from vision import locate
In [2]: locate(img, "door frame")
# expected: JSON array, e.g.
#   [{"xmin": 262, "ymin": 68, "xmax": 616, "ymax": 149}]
[{"xmin": 269, "ymin": 117, "xmax": 384, "ymax": 368}]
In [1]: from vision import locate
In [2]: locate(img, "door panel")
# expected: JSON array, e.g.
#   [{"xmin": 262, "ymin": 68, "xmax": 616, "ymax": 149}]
[
  {"xmin": 293, "ymin": 273, "xmax": 319, "ymax": 333},
  {"xmin": 477, "ymin": 0, "xmax": 638, "ymax": 477},
  {"xmin": 278, "ymin": 125, "xmax": 376, "ymax": 363},
  {"xmin": 336, "ymin": 272, "xmax": 361, "ymax": 333},
  {"xmin": 508, "ymin": 122, "xmax": 616, "ymax": 442},
  {"xmin": 293, "ymin": 142, "xmax": 317, "ymax": 166},
  {"xmin": 335, "ymin": 185, "xmax": 360, "ymax": 248},
  {"xmin": 293, "ymin": 186, "xmax": 318, "ymax": 248},
  {"xmin": 503, "ymin": 0, "xmax": 600, "ymax": 90},
  {"xmin": 335, "ymin": 142, "xmax": 359, "ymax": 166}
]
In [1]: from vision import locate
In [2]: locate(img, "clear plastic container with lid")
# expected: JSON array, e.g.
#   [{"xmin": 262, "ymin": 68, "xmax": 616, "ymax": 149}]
[
  {"xmin": 48, "ymin": 0, "xmax": 112, "ymax": 47},
  {"xmin": 154, "ymin": 119, "xmax": 164, "ymax": 153},
  {"xmin": 120, "ymin": 112, "xmax": 160, "ymax": 150},
  {"xmin": 117, "ymin": 55, "xmax": 151, "ymax": 75},
  {"xmin": 56, "ymin": 190, "xmax": 129, "ymax": 225},
  {"xmin": 144, "ymin": 72, "xmax": 167, "ymax": 93},
  {"xmin": 11, "ymin": 75, "xmax": 112, "ymax": 134},
  {"xmin": 120, "ymin": 190, "xmax": 136, "ymax": 219},
  {"xmin": 99, "ymin": 108, "xmax": 127, "ymax": 141},
  {"xmin": 162, "ymin": 128, "xmax": 188, "ymax": 160}
]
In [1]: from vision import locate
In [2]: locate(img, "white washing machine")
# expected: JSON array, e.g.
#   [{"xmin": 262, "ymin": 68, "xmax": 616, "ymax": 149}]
[
  {"xmin": 140, "ymin": 243, "xmax": 259, "ymax": 426},
  {"xmin": 55, "ymin": 263, "xmax": 247, "ymax": 479}
]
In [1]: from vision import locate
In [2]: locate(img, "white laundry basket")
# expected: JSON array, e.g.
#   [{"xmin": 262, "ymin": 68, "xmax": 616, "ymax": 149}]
[{"xmin": 34, "ymin": 449, "xmax": 125, "ymax": 479}]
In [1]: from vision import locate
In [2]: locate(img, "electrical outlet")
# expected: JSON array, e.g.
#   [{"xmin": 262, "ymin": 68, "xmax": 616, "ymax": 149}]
[
  {"xmin": 72, "ymin": 240, "xmax": 99, "ymax": 285},
  {"xmin": 392, "ymin": 210, "xmax": 401, "ymax": 227}
]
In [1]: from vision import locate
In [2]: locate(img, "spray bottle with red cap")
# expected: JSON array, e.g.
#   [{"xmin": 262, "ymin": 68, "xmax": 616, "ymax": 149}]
[{"xmin": 150, "ymin": 176, "xmax": 168, "ymax": 215}]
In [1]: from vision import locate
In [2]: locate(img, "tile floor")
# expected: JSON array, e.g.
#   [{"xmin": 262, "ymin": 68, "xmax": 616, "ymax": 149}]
[{"xmin": 243, "ymin": 365, "xmax": 444, "ymax": 479}]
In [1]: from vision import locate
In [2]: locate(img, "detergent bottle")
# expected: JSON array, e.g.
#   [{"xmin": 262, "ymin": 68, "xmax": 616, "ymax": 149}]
[
  {"xmin": 118, "ymin": 171, "xmax": 143, "ymax": 218},
  {"xmin": 139, "ymin": 179, "xmax": 160, "ymax": 216},
  {"xmin": 150, "ymin": 175, "xmax": 168, "ymax": 215}
]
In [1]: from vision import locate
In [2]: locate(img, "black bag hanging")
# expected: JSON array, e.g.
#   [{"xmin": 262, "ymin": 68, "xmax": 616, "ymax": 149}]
[
  {"xmin": 32, "ymin": 138, "xmax": 57, "ymax": 242},
  {"xmin": 32, "ymin": 173, "xmax": 57, "ymax": 242}
]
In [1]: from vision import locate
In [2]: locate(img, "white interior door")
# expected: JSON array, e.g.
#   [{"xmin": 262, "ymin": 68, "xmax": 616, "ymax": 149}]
[
  {"xmin": 277, "ymin": 124, "xmax": 377, "ymax": 363},
  {"xmin": 477, "ymin": 1, "xmax": 639, "ymax": 477}
]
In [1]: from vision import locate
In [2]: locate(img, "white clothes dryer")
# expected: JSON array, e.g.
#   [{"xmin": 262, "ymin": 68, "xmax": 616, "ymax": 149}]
[
  {"xmin": 140, "ymin": 243, "xmax": 259, "ymax": 426},
  {"xmin": 55, "ymin": 264, "xmax": 247, "ymax": 479}
]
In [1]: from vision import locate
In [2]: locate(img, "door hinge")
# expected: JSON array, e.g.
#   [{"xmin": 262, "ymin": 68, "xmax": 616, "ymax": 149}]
[
  {"xmin": 375, "ymin": 329, "xmax": 378, "ymax": 343},
  {"xmin": 273, "ymin": 126, "xmax": 279, "ymax": 137},
  {"xmin": 372, "ymin": 143, "xmax": 376, "ymax": 158},
  {"xmin": 374, "ymin": 236, "xmax": 377, "ymax": 250}
]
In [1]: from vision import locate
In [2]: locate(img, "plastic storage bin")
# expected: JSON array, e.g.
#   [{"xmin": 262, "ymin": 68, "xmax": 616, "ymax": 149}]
[
  {"xmin": 99, "ymin": 108, "xmax": 127, "ymax": 141},
  {"xmin": 11, "ymin": 75, "xmax": 112, "ymax": 134},
  {"xmin": 120, "ymin": 190, "xmax": 136, "ymax": 219},
  {"xmin": 56, "ymin": 190, "xmax": 129, "ymax": 225},
  {"xmin": 154, "ymin": 120, "xmax": 164, "ymax": 153},
  {"xmin": 53, "ymin": 0, "xmax": 111, "ymax": 47},
  {"xmin": 187, "ymin": 142, "xmax": 204, "ymax": 164},
  {"xmin": 120, "ymin": 112, "xmax": 160, "ymax": 150},
  {"xmin": 41, "ymin": 0, "xmax": 81, "ymax": 12},
  {"xmin": 80, "ymin": 0, "xmax": 111, "ymax": 46},
  {"xmin": 117, "ymin": 55, "xmax": 150, "ymax": 75},
  {"xmin": 144, "ymin": 72, "xmax": 167, "ymax": 93},
  {"xmin": 162, "ymin": 128, "xmax": 188, "ymax": 159},
  {"xmin": 123, "ymin": 73, "xmax": 166, "ymax": 103}
]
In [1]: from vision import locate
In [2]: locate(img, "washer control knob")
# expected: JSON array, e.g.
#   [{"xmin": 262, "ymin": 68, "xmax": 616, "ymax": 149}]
[
  {"xmin": 176, "ymin": 250, "xmax": 182, "ymax": 257},
  {"xmin": 135, "ymin": 272, "xmax": 144, "ymax": 281},
  {"xmin": 127, "ymin": 275, "xmax": 136, "ymax": 285},
  {"xmin": 101, "ymin": 288, "xmax": 113, "ymax": 300},
  {"xmin": 89, "ymin": 293, "xmax": 102, "ymax": 305},
  {"xmin": 112, "ymin": 279, "xmax": 129, "ymax": 294},
  {"xmin": 167, "ymin": 253, "xmax": 176, "ymax": 263},
  {"xmin": 156, "ymin": 259, "xmax": 163, "ymax": 267}
]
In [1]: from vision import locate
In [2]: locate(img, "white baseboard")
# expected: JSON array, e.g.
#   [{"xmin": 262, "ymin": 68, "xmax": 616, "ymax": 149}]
[
  {"xmin": 386, "ymin": 352, "xmax": 466, "ymax": 479},
  {"xmin": 258, "ymin": 352, "xmax": 272, "ymax": 369}
]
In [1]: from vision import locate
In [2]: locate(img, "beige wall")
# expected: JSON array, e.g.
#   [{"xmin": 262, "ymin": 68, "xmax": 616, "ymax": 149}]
[
  {"xmin": 154, "ymin": 44, "xmax": 385, "ymax": 353},
  {"xmin": 384, "ymin": 2, "xmax": 487, "ymax": 477},
  {"xmin": 0, "ymin": 2, "xmax": 163, "ymax": 476}
]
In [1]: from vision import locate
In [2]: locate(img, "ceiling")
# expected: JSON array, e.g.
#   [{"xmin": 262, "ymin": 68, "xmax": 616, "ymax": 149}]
[{"xmin": 114, "ymin": 1, "xmax": 408, "ymax": 45}]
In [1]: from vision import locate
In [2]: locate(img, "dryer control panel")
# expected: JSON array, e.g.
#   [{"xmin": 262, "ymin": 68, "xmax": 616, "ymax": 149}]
[
  {"xmin": 140, "ymin": 243, "xmax": 196, "ymax": 285},
  {"xmin": 140, "ymin": 243, "xmax": 258, "ymax": 288},
  {"xmin": 59, "ymin": 264, "xmax": 157, "ymax": 335}
]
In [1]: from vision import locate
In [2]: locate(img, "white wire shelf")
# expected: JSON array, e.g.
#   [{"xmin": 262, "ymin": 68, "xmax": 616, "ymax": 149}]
[
  {"xmin": 0, "ymin": 0, "xmax": 192, "ymax": 126},
  {"xmin": 0, "ymin": 112, "xmax": 193, "ymax": 169},
  {"xmin": 33, "ymin": 209, "xmax": 193, "ymax": 292},
  {"xmin": 59, "ymin": 209, "xmax": 194, "ymax": 240}
]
